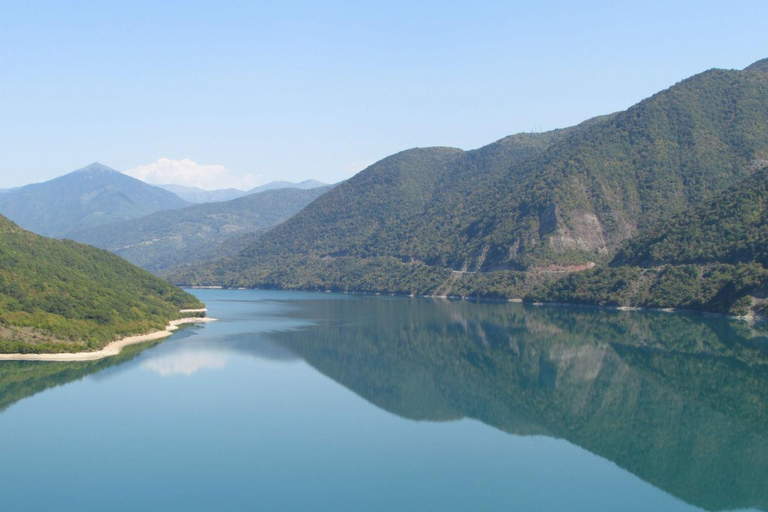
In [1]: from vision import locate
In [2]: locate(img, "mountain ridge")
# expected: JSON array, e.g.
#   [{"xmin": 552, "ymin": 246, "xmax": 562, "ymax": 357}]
[
  {"xmin": 70, "ymin": 185, "xmax": 334, "ymax": 273},
  {"xmin": 170, "ymin": 60, "xmax": 768, "ymax": 314},
  {"xmin": 0, "ymin": 163, "xmax": 190, "ymax": 237}
]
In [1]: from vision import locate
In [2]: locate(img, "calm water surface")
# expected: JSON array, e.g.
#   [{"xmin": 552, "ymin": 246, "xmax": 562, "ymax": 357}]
[{"xmin": 0, "ymin": 289, "xmax": 766, "ymax": 511}]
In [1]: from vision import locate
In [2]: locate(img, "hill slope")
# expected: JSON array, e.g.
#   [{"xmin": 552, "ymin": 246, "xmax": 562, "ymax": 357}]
[
  {"xmin": 172, "ymin": 60, "xmax": 768, "ymax": 301},
  {"xmin": 0, "ymin": 163, "xmax": 190, "ymax": 237},
  {"xmin": 70, "ymin": 186, "xmax": 334, "ymax": 273},
  {"xmin": 528, "ymin": 165, "xmax": 768, "ymax": 315},
  {"xmin": 0, "ymin": 215, "xmax": 202, "ymax": 354},
  {"xmin": 612, "ymin": 165, "xmax": 768, "ymax": 267}
]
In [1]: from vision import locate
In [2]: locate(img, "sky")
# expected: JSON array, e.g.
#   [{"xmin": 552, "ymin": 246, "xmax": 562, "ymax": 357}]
[{"xmin": 1, "ymin": 1, "xmax": 767, "ymax": 190}]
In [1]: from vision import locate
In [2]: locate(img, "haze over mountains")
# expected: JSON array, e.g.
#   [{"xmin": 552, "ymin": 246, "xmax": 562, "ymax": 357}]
[
  {"xmin": 157, "ymin": 184, "xmax": 247, "ymax": 204},
  {"xmin": 0, "ymin": 163, "xmax": 190, "ymax": 237},
  {"xmin": 1, "ymin": 59, "xmax": 766, "ymax": 319},
  {"xmin": 172, "ymin": 59, "xmax": 768, "ymax": 316},
  {"xmin": 70, "ymin": 186, "xmax": 334, "ymax": 273},
  {"xmin": 158, "ymin": 179, "xmax": 328, "ymax": 203},
  {"xmin": 0, "ymin": 163, "xmax": 333, "ymax": 276}
]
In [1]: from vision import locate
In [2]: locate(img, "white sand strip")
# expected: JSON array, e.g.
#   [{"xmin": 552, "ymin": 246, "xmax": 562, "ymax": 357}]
[
  {"xmin": 0, "ymin": 317, "xmax": 217, "ymax": 362},
  {"xmin": 179, "ymin": 308, "xmax": 207, "ymax": 313}
]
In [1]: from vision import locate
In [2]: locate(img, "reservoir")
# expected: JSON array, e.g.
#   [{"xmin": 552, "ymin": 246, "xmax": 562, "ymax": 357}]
[{"xmin": 0, "ymin": 289, "xmax": 765, "ymax": 511}]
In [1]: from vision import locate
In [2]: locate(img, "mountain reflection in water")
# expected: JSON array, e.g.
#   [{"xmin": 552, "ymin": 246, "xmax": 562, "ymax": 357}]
[
  {"xmin": 0, "ymin": 294, "xmax": 766, "ymax": 511},
  {"xmin": 264, "ymin": 298, "xmax": 768, "ymax": 512}
]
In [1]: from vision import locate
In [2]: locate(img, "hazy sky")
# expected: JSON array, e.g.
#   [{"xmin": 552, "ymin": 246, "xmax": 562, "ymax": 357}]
[{"xmin": 1, "ymin": 1, "xmax": 767, "ymax": 190}]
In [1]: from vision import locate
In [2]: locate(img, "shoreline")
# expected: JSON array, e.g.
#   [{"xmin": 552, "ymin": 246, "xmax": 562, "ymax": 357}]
[
  {"xmin": 184, "ymin": 284, "xmax": 767, "ymax": 323},
  {"xmin": 0, "ymin": 317, "xmax": 217, "ymax": 362}
]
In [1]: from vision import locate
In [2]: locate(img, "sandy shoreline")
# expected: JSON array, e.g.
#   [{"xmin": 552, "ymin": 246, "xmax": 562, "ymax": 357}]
[{"xmin": 0, "ymin": 317, "xmax": 217, "ymax": 362}]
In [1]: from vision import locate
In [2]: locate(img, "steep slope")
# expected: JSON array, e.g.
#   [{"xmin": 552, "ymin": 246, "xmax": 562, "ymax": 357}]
[
  {"xmin": 0, "ymin": 163, "xmax": 190, "ymax": 237},
  {"xmin": 527, "ymin": 165, "xmax": 768, "ymax": 315},
  {"xmin": 245, "ymin": 129, "xmax": 580, "ymax": 265},
  {"xmin": 613, "ymin": 164, "xmax": 768, "ymax": 267},
  {"xmin": 0, "ymin": 215, "xmax": 202, "ymax": 353},
  {"xmin": 158, "ymin": 184, "xmax": 247, "ymax": 203},
  {"xmin": 173, "ymin": 60, "xmax": 768, "ymax": 297},
  {"xmin": 252, "ymin": 65, "xmax": 768, "ymax": 268},
  {"xmin": 746, "ymin": 58, "xmax": 768, "ymax": 73},
  {"xmin": 69, "ymin": 186, "xmax": 334, "ymax": 273}
]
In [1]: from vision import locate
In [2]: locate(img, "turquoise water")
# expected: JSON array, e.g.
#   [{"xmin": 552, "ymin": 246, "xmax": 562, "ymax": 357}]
[{"xmin": 0, "ymin": 289, "xmax": 766, "ymax": 512}]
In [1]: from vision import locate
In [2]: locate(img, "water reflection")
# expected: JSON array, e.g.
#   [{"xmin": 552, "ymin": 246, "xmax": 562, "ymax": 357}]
[
  {"xmin": 142, "ymin": 349, "xmax": 228, "ymax": 377},
  {"xmin": 263, "ymin": 298, "xmax": 768, "ymax": 512},
  {"xmin": 0, "ymin": 294, "xmax": 766, "ymax": 511}
]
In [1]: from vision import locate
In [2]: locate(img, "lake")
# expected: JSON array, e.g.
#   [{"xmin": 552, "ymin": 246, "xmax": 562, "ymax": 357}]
[{"xmin": 0, "ymin": 289, "xmax": 766, "ymax": 511}]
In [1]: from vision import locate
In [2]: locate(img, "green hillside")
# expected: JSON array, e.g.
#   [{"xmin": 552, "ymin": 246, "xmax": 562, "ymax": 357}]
[
  {"xmin": 172, "ymin": 60, "xmax": 768, "ymax": 309},
  {"xmin": 613, "ymin": 165, "xmax": 768, "ymax": 267},
  {"xmin": 0, "ymin": 163, "xmax": 190, "ymax": 238},
  {"xmin": 238, "ymin": 65, "xmax": 768, "ymax": 269},
  {"xmin": 69, "ymin": 186, "xmax": 333, "ymax": 273},
  {"xmin": 0, "ymin": 216, "xmax": 202, "ymax": 354},
  {"xmin": 527, "ymin": 165, "xmax": 768, "ymax": 315}
]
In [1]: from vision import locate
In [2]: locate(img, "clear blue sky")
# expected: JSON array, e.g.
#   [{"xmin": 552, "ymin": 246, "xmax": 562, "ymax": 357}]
[{"xmin": 1, "ymin": 0, "xmax": 767, "ymax": 189}]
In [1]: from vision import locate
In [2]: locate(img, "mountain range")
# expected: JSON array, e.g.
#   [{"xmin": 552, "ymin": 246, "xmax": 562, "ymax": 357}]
[
  {"xmin": 70, "ymin": 186, "xmax": 334, "ymax": 273},
  {"xmin": 170, "ymin": 59, "xmax": 768, "ymax": 316},
  {"xmin": 158, "ymin": 179, "xmax": 328, "ymax": 203},
  {"xmin": 157, "ymin": 184, "xmax": 248, "ymax": 204},
  {"xmin": 3, "ymin": 59, "xmax": 767, "ymax": 320},
  {"xmin": 0, "ymin": 163, "xmax": 190, "ymax": 237}
]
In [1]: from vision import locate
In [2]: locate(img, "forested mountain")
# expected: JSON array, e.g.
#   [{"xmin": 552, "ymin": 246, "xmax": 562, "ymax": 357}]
[
  {"xmin": 69, "ymin": 186, "xmax": 334, "ymax": 273},
  {"xmin": 746, "ymin": 58, "xmax": 768, "ymax": 73},
  {"xmin": 171, "ymin": 60, "xmax": 768, "ymax": 314},
  {"xmin": 158, "ymin": 184, "xmax": 247, "ymax": 203},
  {"xmin": 529, "ymin": 164, "xmax": 768, "ymax": 315},
  {"xmin": 0, "ymin": 163, "xmax": 190, "ymax": 237},
  {"xmin": 0, "ymin": 215, "xmax": 202, "ymax": 354},
  {"xmin": 612, "ymin": 164, "xmax": 768, "ymax": 267}
]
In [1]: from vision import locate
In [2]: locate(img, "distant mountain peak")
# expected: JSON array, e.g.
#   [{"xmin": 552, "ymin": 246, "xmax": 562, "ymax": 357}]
[
  {"xmin": 0, "ymin": 163, "xmax": 189, "ymax": 237},
  {"xmin": 744, "ymin": 58, "xmax": 768, "ymax": 73},
  {"xmin": 72, "ymin": 162, "xmax": 120, "ymax": 174}
]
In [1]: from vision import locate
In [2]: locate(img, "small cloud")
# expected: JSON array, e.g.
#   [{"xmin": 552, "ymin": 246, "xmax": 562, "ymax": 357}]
[{"xmin": 124, "ymin": 158, "xmax": 262, "ymax": 190}]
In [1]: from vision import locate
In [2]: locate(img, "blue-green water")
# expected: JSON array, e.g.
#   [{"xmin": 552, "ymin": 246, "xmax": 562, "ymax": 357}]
[{"xmin": 0, "ymin": 289, "xmax": 766, "ymax": 512}]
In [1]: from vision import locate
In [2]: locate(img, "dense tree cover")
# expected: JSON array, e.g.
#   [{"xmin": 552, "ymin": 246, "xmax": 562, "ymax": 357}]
[
  {"xmin": 267, "ymin": 297, "xmax": 768, "ymax": 511},
  {"xmin": 746, "ymin": 58, "xmax": 768, "ymax": 73},
  {"xmin": 242, "ymin": 65, "xmax": 768, "ymax": 269},
  {"xmin": 613, "ymin": 165, "xmax": 768, "ymax": 267},
  {"xmin": 0, "ymin": 163, "xmax": 190, "ymax": 238},
  {"xmin": 530, "ymin": 161, "xmax": 768, "ymax": 315},
  {"xmin": 526, "ymin": 264, "xmax": 768, "ymax": 315},
  {"xmin": 171, "ymin": 253, "xmax": 559, "ymax": 299},
  {"xmin": 0, "ymin": 216, "xmax": 202, "ymax": 353},
  {"xmin": 70, "ymin": 186, "xmax": 333, "ymax": 273},
  {"xmin": 173, "ymin": 62, "xmax": 768, "ymax": 310}
]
